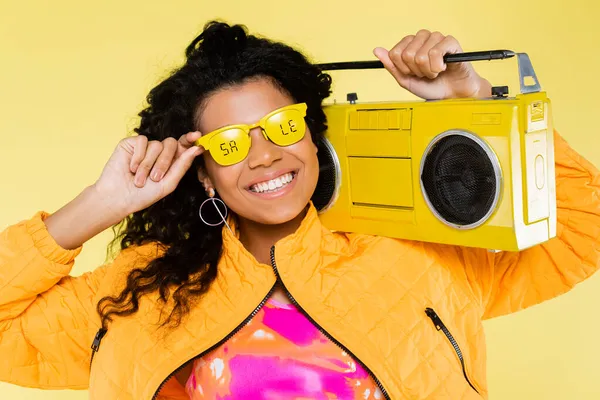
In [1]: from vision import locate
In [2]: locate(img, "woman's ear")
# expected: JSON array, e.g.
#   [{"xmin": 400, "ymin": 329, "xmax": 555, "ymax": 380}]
[{"xmin": 196, "ymin": 165, "xmax": 214, "ymax": 192}]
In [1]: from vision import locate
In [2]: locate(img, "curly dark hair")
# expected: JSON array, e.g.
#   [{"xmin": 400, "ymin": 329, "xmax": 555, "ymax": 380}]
[{"xmin": 96, "ymin": 21, "xmax": 332, "ymax": 330}]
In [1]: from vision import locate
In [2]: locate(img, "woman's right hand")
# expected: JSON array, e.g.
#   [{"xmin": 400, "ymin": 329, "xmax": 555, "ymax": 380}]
[
  {"xmin": 44, "ymin": 132, "xmax": 204, "ymax": 250},
  {"xmin": 94, "ymin": 132, "xmax": 205, "ymax": 219}
]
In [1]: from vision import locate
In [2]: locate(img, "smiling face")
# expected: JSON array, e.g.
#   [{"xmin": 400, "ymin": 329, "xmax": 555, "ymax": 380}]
[{"xmin": 195, "ymin": 77, "xmax": 320, "ymax": 226}]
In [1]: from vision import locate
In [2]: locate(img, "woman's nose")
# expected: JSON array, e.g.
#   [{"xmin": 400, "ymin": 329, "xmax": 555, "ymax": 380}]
[{"xmin": 246, "ymin": 127, "xmax": 283, "ymax": 169}]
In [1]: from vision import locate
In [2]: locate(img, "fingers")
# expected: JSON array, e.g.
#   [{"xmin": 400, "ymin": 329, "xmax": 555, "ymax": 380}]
[
  {"xmin": 149, "ymin": 137, "xmax": 177, "ymax": 182},
  {"xmin": 415, "ymin": 31, "xmax": 446, "ymax": 78},
  {"xmin": 385, "ymin": 35, "xmax": 415, "ymax": 76},
  {"xmin": 128, "ymin": 132, "xmax": 204, "ymax": 189},
  {"xmin": 134, "ymin": 140, "xmax": 164, "ymax": 187},
  {"xmin": 178, "ymin": 130, "xmax": 202, "ymax": 149},
  {"xmin": 378, "ymin": 30, "xmax": 461, "ymax": 80},
  {"xmin": 161, "ymin": 145, "xmax": 204, "ymax": 193},
  {"xmin": 127, "ymin": 131, "xmax": 204, "ymax": 188},
  {"xmin": 130, "ymin": 135, "xmax": 148, "ymax": 173},
  {"xmin": 175, "ymin": 131, "xmax": 202, "ymax": 160},
  {"xmin": 429, "ymin": 35, "xmax": 463, "ymax": 74},
  {"xmin": 400, "ymin": 30, "xmax": 430, "ymax": 78},
  {"xmin": 374, "ymin": 41, "xmax": 412, "ymax": 89}
]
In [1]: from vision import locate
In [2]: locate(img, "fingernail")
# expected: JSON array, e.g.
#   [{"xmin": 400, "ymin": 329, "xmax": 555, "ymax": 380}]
[
  {"xmin": 131, "ymin": 163, "xmax": 139, "ymax": 172},
  {"xmin": 135, "ymin": 175, "xmax": 145, "ymax": 187}
]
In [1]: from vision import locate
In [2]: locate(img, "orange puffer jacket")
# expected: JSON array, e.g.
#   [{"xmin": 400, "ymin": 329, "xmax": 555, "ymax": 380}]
[{"xmin": 1, "ymin": 131, "xmax": 599, "ymax": 400}]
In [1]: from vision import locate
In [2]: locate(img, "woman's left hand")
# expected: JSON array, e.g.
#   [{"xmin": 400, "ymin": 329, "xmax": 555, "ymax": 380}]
[{"xmin": 374, "ymin": 29, "xmax": 492, "ymax": 100}]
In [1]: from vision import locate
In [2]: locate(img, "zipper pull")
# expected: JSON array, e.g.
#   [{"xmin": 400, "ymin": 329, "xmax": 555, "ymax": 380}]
[
  {"xmin": 91, "ymin": 328, "xmax": 107, "ymax": 352},
  {"xmin": 425, "ymin": 308, "xmax": 442, "ymax": 331}
]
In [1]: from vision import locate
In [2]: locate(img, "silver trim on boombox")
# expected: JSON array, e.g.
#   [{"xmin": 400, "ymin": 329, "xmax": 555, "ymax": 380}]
[
  {"xmin": 316, "ymin": 137, "xmax": 342, "ymax": 214},
  {"xmin": 419, "ymin": 129, "xmax": 503, "ymax": 230}
]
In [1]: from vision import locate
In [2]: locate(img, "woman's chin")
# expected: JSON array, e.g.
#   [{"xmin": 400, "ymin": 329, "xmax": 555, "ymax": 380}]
[{"xmin": 239, "ymin": 202, "xmax": 311, "ymax": 227}]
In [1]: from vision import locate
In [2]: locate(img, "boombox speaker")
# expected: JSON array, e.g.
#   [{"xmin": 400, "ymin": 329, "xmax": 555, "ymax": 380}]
[{"xmin": 312, "ymin": 52, "xmax": 556, "ymax": 252}]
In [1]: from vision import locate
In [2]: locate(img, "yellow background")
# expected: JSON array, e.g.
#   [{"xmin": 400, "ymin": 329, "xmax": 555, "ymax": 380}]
[{"xmin": 1, "ymin": 0, "xmax": 599, "ymax": 398}]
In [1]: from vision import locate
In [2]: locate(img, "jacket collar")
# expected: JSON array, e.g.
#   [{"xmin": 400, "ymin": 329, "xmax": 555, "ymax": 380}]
[{"xmin": 220, "ymin": 201, "xmax": 327, "ymax": 279}]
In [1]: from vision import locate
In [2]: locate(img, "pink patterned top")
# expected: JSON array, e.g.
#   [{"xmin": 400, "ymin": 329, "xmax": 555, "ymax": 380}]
[{"xmin": 185, "ymin": 297, "xmax": 383, "ymax": 399}]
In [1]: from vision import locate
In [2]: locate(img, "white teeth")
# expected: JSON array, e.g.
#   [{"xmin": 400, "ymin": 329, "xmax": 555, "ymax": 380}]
[{"xmin": 250, "ymin": 172, "xmax": 295, "ymax": 193}]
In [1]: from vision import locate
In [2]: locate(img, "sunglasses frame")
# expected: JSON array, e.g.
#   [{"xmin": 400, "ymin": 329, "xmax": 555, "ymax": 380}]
[{"xmin": 193, "ymin": 103, "xmax": 308, "ymax": 161}]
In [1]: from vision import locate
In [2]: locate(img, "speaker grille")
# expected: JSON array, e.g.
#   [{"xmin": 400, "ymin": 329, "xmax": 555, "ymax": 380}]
[
  {"xmin": 311, "ymin": 137, "xmax": 341, "ymax": 212},
  {"xmin": 420, "ymin": 131, "xmax": 500, "ymax": 228}
]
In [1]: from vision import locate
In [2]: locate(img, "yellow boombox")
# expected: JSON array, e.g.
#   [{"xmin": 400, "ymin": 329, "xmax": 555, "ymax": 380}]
[{"xmin": 311, "ymin": 51, "xmax": 556, "ymax": 252}]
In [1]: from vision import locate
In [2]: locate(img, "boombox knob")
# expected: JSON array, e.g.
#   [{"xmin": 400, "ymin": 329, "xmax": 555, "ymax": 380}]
[
  {"xmin": 491, "ymin": 86, "xmax": 509, "ymax": 98},
  {"xmin": 347, "ymin": 92, "xmax": 358, "ymax": 104}
]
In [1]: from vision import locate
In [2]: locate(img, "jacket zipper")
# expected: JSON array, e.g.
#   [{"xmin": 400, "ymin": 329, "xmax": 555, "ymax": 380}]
[
  {"xmin": 269, "ymin": 246, "xmax": 391, "ymax": 400},
  {"xmin": 425, "ymin": 307, "xmax": 480, "ymax": 395},
  {"xmin": 103, "ymin": 244, "xmax": 392, "ymax": 399},
  {"xmin": 150, "ymin": 283, "xmax": 277, "ymax": 399},
  {"xmin": 88, "ymin": 285, "xmax": 277, "ymax": 398},
  {"xmin": 90, "ymin": 328, "xmax": 107, "ymax": 370}
]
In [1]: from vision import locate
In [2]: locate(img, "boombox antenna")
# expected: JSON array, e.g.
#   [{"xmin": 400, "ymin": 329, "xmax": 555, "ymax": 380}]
[{"xmin": 316, "ymin": 50, "xmax": 542, "ymax": 94}]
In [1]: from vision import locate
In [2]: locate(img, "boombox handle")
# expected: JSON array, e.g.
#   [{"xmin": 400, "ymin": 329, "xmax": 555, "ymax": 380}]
[{"xmin": 316, "ymin": 50, "xmax": 541, "ymax": 95}]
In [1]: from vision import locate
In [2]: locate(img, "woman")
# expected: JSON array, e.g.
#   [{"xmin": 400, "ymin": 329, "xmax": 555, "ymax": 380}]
[{"xmin": 0, "ymin": 21, "xmax": 598, "ymax": 400}]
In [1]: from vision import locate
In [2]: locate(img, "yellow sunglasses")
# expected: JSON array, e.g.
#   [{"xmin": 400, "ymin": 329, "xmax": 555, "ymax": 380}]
[{"xmin": 194, "ymin": 103, "xmax": 308, "ymax": 166}]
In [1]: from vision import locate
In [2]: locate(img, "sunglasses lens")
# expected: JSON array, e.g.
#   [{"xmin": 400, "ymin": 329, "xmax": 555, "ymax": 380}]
[
  {"xmin": 265, "ymin": 110, "xmax": 306, "ymax": 146},
  {"xmin": 209, "ymin": 128, "xmax": 250, "ymax": 166}
]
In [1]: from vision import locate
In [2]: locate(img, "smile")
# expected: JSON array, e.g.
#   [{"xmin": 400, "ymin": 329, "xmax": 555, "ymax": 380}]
[{"xmin": 248, "ymin": 172, "xmax": 296, "ymax": 194}]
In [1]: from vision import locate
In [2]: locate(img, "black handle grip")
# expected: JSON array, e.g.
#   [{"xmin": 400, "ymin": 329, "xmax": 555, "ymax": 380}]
[{"xmin": 316, "ymin": 50, "xmax": 515, "ymax": 71}]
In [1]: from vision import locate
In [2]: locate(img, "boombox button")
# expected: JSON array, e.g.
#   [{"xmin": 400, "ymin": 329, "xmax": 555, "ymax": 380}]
[
  {"xmin": 534, "ymin": 155, "xmax": 545, "ymax": 189},
  {"xmin": 492, "ymin": 86, "xmax": 509, "ymax": 98}
]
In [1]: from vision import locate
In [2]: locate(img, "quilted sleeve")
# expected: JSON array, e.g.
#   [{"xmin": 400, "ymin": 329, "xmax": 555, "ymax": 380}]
[
  {"xmin": 0, "ymin": 211, "xmax": 109, "ymax": 389},
  {"xmin": 458, "ymin": 130, "xmax": 600, "ymax": 319}
]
